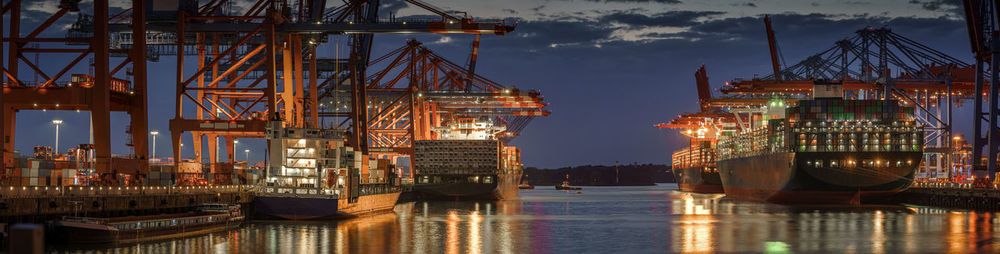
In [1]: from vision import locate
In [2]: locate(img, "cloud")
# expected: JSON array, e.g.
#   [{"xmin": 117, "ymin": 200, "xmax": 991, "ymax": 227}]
[
  {"xmin": 584, "ymin": 0, "xmax": 683, "ymax": 3},
  {"xmin": 598, "ymin": 10, "xmax": 724, "ymax": 27},
  {"xmin": 430, "ymin": 35, "xmax": 454, "ymax": 44},
  {"xmin": 908, "ymin": 0, "xmax": 964, "ymax": 17}
]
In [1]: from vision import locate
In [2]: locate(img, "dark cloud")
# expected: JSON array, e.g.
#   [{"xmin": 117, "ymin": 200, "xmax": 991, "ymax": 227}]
[
  {"xmin": 503, "ymin": 9, "xmax": 518, "ymax": 14},
  {"xmin": 908, "ymin": 0, "xmax": 964, "ymax": 17}
]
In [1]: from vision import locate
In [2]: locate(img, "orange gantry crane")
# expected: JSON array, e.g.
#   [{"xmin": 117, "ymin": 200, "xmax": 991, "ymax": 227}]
[
  {"xmin": 1, "ymin": 0, "xmax": 526, "ymax": 185},
  {"xmin": 2, "ymin": 0, "xmax": 149, "ymax": 184},
  {"xmin": 317, "ymin": 39, "xmax": 549, "ymax": 178}
]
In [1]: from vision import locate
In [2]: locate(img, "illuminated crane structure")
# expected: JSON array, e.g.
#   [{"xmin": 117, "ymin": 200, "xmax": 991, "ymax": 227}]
[
  {"xmin": 2, "ymin": 0, "xmax": 543, "ymax": 185},
  {"xmin": 962, "ymin": 0, "xmax": 1000, "ymax": 185},
  {"xmin": 317, "ymin": 40, "xmax": 548, "ymax": 178},
  {"xmin": 2, "ymin": 0, "xmax": 149, "ymax": 184}
]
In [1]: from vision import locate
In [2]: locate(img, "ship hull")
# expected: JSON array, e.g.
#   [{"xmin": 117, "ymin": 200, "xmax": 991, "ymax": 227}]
[
  {"xmin": 55, "ymin": 216, "xmax": 242, "ymax": 244},
  {"xmin": 414, "ymin": 172, "xmax": 521, "ymax": 200},
  {"xmin": 255, "ymin": 192, "xmax": 401, "ymax": 220},
  {"xmin": 717, "ymin": 152, "xmax": 920, "ymax": 204},
  {"xmin": 672, "ymin": 166, "xmax": 724, "ymax": 193},
  {"xmin": 254, "ymin": 196, "xmax": 340, "ymax": 220}
]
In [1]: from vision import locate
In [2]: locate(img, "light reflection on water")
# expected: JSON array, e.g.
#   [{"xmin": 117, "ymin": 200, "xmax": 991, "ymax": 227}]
[{"xmin": 51, "ymin": 184, "xmax": 1000, "ymax": 253}]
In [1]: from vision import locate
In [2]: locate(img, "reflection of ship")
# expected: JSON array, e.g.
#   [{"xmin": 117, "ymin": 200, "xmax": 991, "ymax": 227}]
[
  {"xmin": 716, "ymin": 82, "xmax": 921, "ymax": 204},
  {"xmin": 413, "ymin": 118, "xmax": 523, "ymax": 200},
  {"xmin": 255, "ymin": 122, "xmax": 400, "ymax": 220}
]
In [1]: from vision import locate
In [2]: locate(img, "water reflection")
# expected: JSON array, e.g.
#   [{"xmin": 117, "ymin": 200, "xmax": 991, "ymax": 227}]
[{"xmin": 49, "ymin": 185, "xmax": 1000, "ymax": 253}]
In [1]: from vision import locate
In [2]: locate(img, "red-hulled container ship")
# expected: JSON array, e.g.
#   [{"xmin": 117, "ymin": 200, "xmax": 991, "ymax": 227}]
[{"xmin": 715, "ymin": 81, "xmax": 922, "ymax": 204}]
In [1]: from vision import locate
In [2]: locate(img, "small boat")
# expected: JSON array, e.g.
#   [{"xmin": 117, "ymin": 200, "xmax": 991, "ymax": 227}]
[
  {"xmin": 518, "ymin": 175, "xmax": 535, "ymax": 189},
  {"xmin": 54, "ymin": 203, "xmax": 244, "ymax": 244},
  {"xmin": 555, "ymin": 181, "xmax": 582, "ymax": 191}
]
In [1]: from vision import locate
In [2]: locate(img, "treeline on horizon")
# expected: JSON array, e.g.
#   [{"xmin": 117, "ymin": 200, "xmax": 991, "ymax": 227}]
[{"xmin": 522, "ymin": 163, "xmax": 675, "ymax": 186}]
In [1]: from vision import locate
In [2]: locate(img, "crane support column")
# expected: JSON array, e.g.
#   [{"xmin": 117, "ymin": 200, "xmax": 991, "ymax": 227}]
[
  {"xmin": 92, "ymin": 0, "xmax": 113, "ymax": 178},
  {"xmin": 988, "ymin": 36, "xmax": 1000, "ymax": 180},
  {"xmin": 130, "ymin": 0, "xmax": 149, "ymax": 168}
]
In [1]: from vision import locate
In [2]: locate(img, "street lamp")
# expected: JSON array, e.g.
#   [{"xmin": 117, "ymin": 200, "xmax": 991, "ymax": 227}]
[
  {"xmin": 180, "ymin": 143, "xmax": 184, "ymax": 159},
  {"xmin": 150, "ymin": 130, "xmax": 159, "ymax": 159},
  {"xmin": 234, "ymin": 140, "xmax": 239, "ymax": 162},
  {"xmin": 245, "ymin": 149, "xmax": 250, "ymax": 162},
  {"xmin": 52, "ymin": 119, "xmax": 63, "ymax": 154}
]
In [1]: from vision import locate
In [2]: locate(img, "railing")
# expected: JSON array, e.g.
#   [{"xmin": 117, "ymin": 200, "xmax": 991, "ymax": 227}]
[
  {"xmin": 911, "ymin": 182, "xmax": 994, "ymax": 189},
  {"xmin": 359, "ymin": 183, "xmax": 401, "ymax": 196},
  {"xmin": 0, "ymin": 185, "xmax": 251, "ymax": 198},
  {"xmin": 254, "ymin": 186, "xmax": 338, "ymax": 199}
]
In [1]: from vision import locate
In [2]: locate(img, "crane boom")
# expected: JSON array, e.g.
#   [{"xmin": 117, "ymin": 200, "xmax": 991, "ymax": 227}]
[
  {"xmin": 765, "ymin": 15, "xmax": 782, "ymax": 83},
  {"xmin": 695, "ymin": 65, "xmax": 711, "ymax": 111}
]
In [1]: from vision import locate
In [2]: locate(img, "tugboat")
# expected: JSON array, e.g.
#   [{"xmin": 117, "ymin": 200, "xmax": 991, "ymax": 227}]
[
  {"xmin": 555, "ymin": 175, "xmax": 582, "ymax": 190},
  {"xmin": 555, "ymin": 180, "xmax": 581, "ymax": 190},
  {"xmin": 518, "ymin": 175, "xmax": 535, "ymax": 189}
]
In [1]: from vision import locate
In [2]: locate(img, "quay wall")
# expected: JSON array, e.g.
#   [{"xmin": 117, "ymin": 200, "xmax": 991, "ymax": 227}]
[{"xmin": 890, "ymin": 182, "xmax": 1000, "ymax": 211}]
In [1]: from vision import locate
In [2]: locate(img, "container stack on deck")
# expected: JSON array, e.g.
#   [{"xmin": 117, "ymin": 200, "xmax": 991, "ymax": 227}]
[{"xmin": 786, "ymin": 99, "xmax": 916, "ymax": 122}]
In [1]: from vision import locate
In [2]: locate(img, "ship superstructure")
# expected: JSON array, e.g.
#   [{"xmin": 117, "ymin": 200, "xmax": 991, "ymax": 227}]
[{"xmin": 255, "ymin": 121, "xmax": 399, "ymax": 220}]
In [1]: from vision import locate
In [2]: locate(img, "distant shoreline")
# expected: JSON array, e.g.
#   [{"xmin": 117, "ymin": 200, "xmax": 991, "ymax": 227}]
[{"xmin": 522, "ymin": 164, "xmax": 675, "ymax": 186}]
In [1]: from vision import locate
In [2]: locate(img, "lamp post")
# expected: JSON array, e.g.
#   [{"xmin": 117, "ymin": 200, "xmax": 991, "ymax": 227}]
[
  {"xmin": 150, "ymin": 130, "xmax": 159, "ymax": 159},
  {"xmin": 52, "ymin": 119, "xmax": 63, "ymax": 154},
  {"xmin": 245, "ymin": 149, "xmax": 250, "ymax": 162},
  {"xmin": 234, "ymin": 140, "xmax": 239, "ymax": 162},
  {"xmin": 180, "ymin": 143, "xmax": 184, "ymax": 160}
]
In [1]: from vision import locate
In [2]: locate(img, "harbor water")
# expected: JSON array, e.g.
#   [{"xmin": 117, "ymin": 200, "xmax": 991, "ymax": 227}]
[{"xmin": 53, "ymin": 184, "xmax": 1000, "ymax": 253}]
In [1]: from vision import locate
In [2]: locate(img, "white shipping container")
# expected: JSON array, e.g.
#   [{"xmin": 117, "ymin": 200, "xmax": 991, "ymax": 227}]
[
  {"xmin": 29, "ymin": 177, "xmax": 38, "ymax": 186},
  {"xmin": 30, "ymin": 161, "xmax": 39, "ymax": 169},
  {"xmin": 21, "ymin": 168, "xmax": 29, "ymax": 177}
]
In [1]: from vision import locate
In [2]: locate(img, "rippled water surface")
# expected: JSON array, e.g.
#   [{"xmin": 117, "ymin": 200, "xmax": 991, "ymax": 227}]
[{"xmin": 53, "ymin": 184, "xmax": 1000, "ymax": 253}]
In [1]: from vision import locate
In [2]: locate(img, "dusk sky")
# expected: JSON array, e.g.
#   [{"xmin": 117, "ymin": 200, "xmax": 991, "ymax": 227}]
[{"xmin": 8, "ymin": 0, "xmax": 972, "ymax": 168}]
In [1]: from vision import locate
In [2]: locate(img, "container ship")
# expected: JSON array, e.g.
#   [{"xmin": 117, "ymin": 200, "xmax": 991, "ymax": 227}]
[
  {"xmin": 412, "ymin": 118, "xmax": 523, "ymax": 200},
  {"xmin": 254, "ymin": 122, "xmax": 400, "ymax": 220},
  {"xmin": 715, "ymin": 81, "xmax": 922, "ymax": 204}
]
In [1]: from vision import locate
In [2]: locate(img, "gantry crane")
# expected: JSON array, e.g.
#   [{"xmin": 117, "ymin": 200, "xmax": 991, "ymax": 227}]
[
  {"xmin": 317, "ymin": 39, "xmax": 549, "ymax": 179},
  {"xmin": 2, "ymin": 0, "xmax": 525, "ymax": 185},
  {"xmin": 2, "ymin": 0, "xmax": 149, "ymax": 184},
  {"xmin": 962, "ymin": 0, "xmax": 1000, "ymax": 184},
  {"xmin": 716, "ymin": 16, "xmax": 981, "ymax": 180}
]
